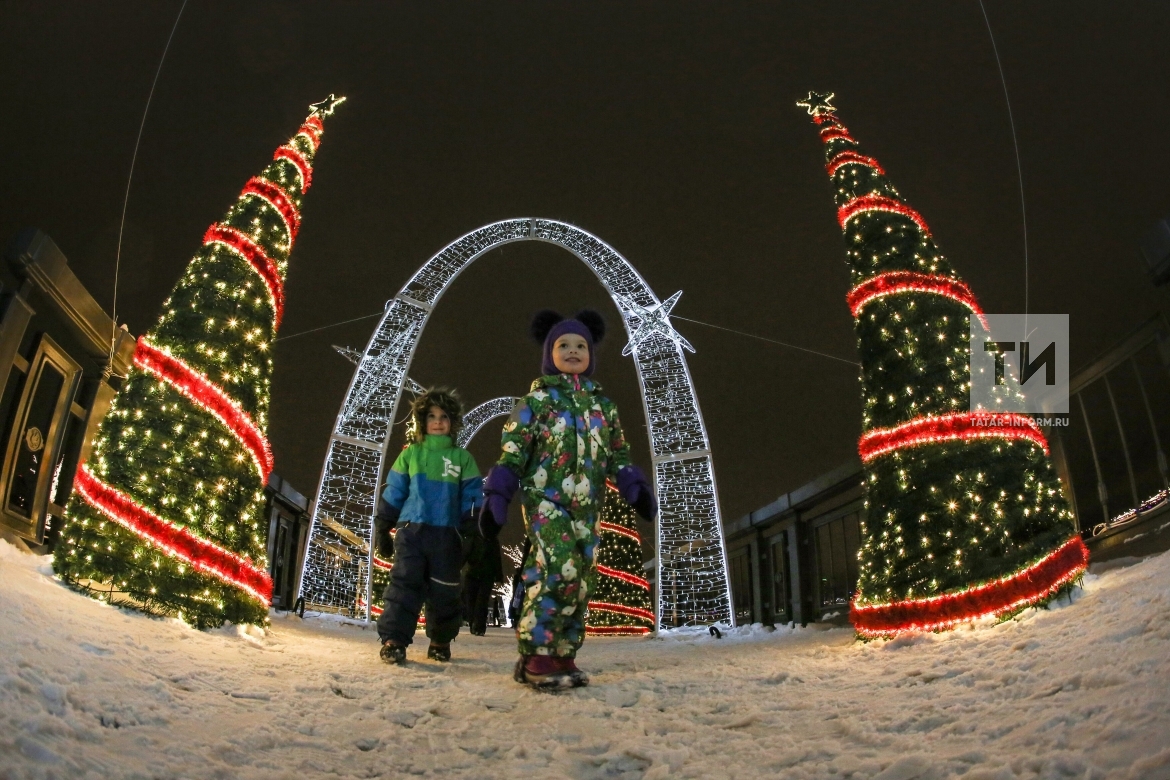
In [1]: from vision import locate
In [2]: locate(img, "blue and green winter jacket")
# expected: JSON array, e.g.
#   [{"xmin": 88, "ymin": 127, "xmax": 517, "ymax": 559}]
[{"xmin": 383, "ymin": 434, "xmax": 482, "ymax": 527}]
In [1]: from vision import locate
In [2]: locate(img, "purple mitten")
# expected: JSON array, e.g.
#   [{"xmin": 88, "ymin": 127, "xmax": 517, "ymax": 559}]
[
  {"xmin": 616, "ymin": 465, "xmax": 658, "ymax": 521},
  {"xmin": 479, "ymin": 466, "xmax": 519, "ymax": 539}
]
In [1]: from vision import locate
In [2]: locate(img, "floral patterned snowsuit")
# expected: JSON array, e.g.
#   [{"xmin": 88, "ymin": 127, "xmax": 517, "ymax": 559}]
[{"xmin": 497, "ymin": 373, "xmax": 631, "ymax": 658}]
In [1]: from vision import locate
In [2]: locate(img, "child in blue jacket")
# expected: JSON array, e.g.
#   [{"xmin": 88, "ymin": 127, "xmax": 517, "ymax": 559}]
[{"xmin": 373, "ymin": 388, "xmax": 482, "ymax": 664}]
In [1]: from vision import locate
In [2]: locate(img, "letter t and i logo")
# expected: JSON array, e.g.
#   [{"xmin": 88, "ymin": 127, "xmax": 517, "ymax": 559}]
[{"xmin": 970, "ymin": 314, "xmax": 1069, "ymax": 414}]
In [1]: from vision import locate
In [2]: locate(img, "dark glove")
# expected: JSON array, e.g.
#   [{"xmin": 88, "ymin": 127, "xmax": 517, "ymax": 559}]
[
  {"xmin": 373, "ymin": 498, "xmax": 400, "ymax": 559},
  {"xmin": 459, "ymin": 513, "xmax": 478, "ymax": 558},
  {"xmin": 617, "ymin": 465, "xmax": 658, "ymax": 521},
  {"xmin": 478, "ymin": 509, "xmax": 501, "ymax": 540},
  {"xmin": 479, "ymin": 466, "xmax": 519, "ymax": 539}
]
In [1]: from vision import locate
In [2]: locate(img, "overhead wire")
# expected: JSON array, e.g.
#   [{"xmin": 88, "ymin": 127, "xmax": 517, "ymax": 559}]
[
  {"xmin": 978, "ymin": 0, "xmax": 1030, "ymax": 329},
  {"xmin": 272, "ymin": 307, "xmax": 858, "ymax": 367},
  {"xmin": 272, "ymin": 312, "xmax": 383, "ymax": 343},
  {"xmin": 672, "ymin": 315, "xmax": 858, "ymax": 366},
  {"xmin": 109, "ymin": 0, "xmax": 189, "ymax": 374}
]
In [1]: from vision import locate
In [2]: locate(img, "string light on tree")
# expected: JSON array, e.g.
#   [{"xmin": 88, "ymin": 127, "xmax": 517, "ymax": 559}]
[
  {"xmin": 797, "ymin": 91, "xmax": 1087, "ymax": 639},
  {"xmin": 53, "ymin": 96, "xmax": 345, "ymax": 628}
]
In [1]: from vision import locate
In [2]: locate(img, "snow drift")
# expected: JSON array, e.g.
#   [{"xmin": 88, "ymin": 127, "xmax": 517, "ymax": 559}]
[{"xmin": 2, "ymin": 539, "xmax": 1169, "ymax": 779}]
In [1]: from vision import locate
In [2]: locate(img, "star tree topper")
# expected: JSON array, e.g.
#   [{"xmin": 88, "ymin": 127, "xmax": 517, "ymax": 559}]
[
  {"xmin": 617, "ymin": 291, "xmax": 695, "ymax": 356},
  {"xmin": 796, "ymin": 90, "xmax": 836, "ymax": 116},
  {"xmin": 309, "ymin": 94, "xmax": 347, "ymax": 117}
]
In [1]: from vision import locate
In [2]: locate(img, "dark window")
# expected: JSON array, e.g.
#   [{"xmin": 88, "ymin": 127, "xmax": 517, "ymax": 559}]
[
  {"xmin": 271, "ymin": 516, "xmax": 290, "ymax": 606},
  {"xmin": 1133, "ymin": 342, "xmax": 1170, "ymax": 459},
  {"xmin": 815, "ymin": 511, "xmax": 862, "ymax": 611},
  {"xmin": 1066, "ymin": 341, "xmax": 1170, "ymax": 530},
  {"xmin": 6, "ymin": 362, "xmax": 65, "ymax": 519},
  {"xmin": 1062, "ymin": 396, "xmax": 1106, "ymax": 528},
  {"xmin": 1078, "ymin": 379, "xmax": 1133, "ymax": 517},
  {"xmin": 770, "ymin": 536, "xmax": 790, "ymax": 623},
  {"xmin": 729, "ymin": 548, "xmax": 754, "ymax": 625},
  {"xmin": 1109, "ymin": 363, "xmax": 1164, "ymax": 502}
]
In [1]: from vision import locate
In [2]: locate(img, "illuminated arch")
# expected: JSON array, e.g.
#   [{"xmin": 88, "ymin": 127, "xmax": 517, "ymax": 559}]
[
  {"xmin": 455, "ymin": 396, "xmax": 519, "ymax": 449},
  {"xmin": 298, "ymin": 219, "xmax": 733, "ymax": 627}
]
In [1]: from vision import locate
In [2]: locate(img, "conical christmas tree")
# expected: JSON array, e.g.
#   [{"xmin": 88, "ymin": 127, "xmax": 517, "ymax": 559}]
[
  {"xmin": 797, "ymin": 91, "xmax": 1088, "ymax": 638},
  {"xmin": 587, "ymin": 484, "xmax": 655, "ymax": 636},
  {"xmin": 55, "ymin": 95, "xmax": 345, "ymax": 628}
]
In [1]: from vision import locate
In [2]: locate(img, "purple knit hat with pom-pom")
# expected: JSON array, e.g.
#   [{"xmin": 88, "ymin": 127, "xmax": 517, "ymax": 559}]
[{"xmin": 531, "ymin": 310, "xmax": 606, "ymax": 376}]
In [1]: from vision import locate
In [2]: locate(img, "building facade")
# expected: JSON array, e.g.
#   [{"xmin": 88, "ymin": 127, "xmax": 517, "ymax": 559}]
[
  {"xmin": 0, "ymin": 229, "xmax": 134, "ymax": 551},
  {"xmin": 264, "ymin": 472, "xmax": 311, "ymax": 611}
]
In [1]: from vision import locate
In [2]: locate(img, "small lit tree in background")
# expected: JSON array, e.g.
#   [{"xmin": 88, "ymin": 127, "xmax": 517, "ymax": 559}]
[
  {"xmin": 368, "ymin": 543, "xmax": 393, "ymax": 618},
  {"xmin": 587, "ymin": 484, "xmax": 655, "ymax": 636},
  {"xmin": 796, "ymin": 91, "xmax": 1088, "ymax": 639},
  {"xmin": 54, "ymin": 96, "xmax": 345, "ymax": 628}
]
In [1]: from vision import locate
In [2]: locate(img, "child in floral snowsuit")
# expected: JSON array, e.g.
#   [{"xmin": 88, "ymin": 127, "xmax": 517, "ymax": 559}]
[{"xmin": 479, "ymin": 310, "xmax": 657, "ymax": 689}]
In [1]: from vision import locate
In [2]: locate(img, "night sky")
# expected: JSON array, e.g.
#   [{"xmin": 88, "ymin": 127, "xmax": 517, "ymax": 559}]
[{"xmin": 4, "ymin": 2, "xmax": 1170, "ymax": 552}]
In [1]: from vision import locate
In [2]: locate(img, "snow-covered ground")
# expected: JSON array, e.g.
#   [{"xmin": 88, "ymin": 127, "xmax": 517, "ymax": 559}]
[{"xmin": 2, "ymin": 541, "xmax": 1169, "ymax": 780}]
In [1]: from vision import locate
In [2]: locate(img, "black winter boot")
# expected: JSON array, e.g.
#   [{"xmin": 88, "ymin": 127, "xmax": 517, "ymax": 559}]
[
  {"xmin": 427, "ymin": 643, "xmax": 451, "ymax": 662},
  {"xmin": 380, "ymin": 641, "xmax": 406, "ymax": 665},
  {"xmin": 557, "ymin": 657, "xmax": 590, "ymax": 687}
]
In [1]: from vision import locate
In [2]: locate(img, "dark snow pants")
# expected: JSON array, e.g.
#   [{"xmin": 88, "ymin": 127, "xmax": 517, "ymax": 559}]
[
  {"xmin": 463, "ymin": 574, "xmax": 493, "ymax": 635},
  {"xmin": 377, "ymin": 523, "xmax": 463, "ymax": 646}
]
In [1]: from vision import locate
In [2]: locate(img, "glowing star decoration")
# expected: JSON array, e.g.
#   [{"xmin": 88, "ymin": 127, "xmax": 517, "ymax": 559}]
[
  {"xmin": 53, "ymin": 97, "xmax": 342, "ymax": 629},
  {"xmin": 617, "ymin": 290, "xmax": 695, "ymax": 356},
  {"xmin": 796, "ymin": 90, "xmax": 836, "ymax": 116},
  {"xmin": 299, "ymin": 219, "xmax": 732, "ymax": 629},
  {"xmin": 309, "ymin": 93, "xmax": 347, "ymax": 117},
  {"xmin": 800, "ymin": 94, "xmax": 1083, "ymax": 638}
]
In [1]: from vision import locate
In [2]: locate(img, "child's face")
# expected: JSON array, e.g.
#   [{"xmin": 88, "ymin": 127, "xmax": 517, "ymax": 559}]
[
  {"xmin": 425, "ymin": 406, "xmax": 451, "ymax": 436},
  {"xmin": 552, "ymin": 334, "xmax": 589, "ymax": 374}
]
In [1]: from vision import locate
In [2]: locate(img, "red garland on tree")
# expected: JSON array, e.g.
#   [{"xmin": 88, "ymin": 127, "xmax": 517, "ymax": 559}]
[
  {"xmin": 132, "ymin": 338, "xmax": 275, "ymax": 478},
  {"xmin": 858, "ymin": 412, "xmax": 1050, "ymax": 463},
  {"xmin": 797, "ymin": 91, "xmax": 1087, "ymax": 638},
  {"xmin": 54, "ymin": 95, "xmax": 345, "ymax": 628}
]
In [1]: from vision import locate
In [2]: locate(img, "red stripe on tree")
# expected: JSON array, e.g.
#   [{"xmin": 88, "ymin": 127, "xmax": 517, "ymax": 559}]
[
  {"xmin": 133, "ymin": 339, "xmax": 274, "ymax": 480},
  {"xmin": 586, "ymin": 625, "xmax": 652, "ymax": 636},
  {"xmin": 74, "ymin": 466, "xmax": 273, "ymax": 604},
  {"xmin": 588, "ymin": 601, "xmax": 655, "ymax": 622},
  {"xmin": 273, "ymin": 145, "xmax": 313, "ymax": 193},
  {"xmin": 827, "ymin": 150, "xmax": 885, "ymax": 177},
  {"xmin": 202, "ymin": 225, "xmax": 285, "ymax": 327},
  {"xmin": 819, "ymin": 126, "xmax": 855, "ymax": 144},
  {"xmin": 838, "ymin": 194, "xmax": 931, "ymax": 236},
  {"xmin": 242, "ymin": 177, "xmax": 301, "ymax": 241},
  {"xmin": 596, "ymin": 564, "xmax": 651, "ymax": 591},
  {"xmin": 851, "ymin": 536, "xmax": 1089, "ymax": 638},
  {"xmin": 859, "ymin": 412, "xmax": 1048, "ymax": 463},
  {"xmin": 297, "ymin": 120, "xmax": 321, "ymax": 148},
  {"xmin": 847, "ymin": 270, "xmax": 988, "ymax": 329},
  {"xmin": 599, "ymin": 520, "xmax": 642, "ymax": 543}
]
